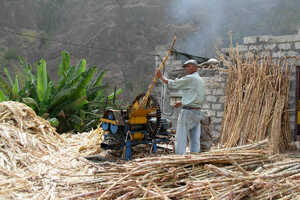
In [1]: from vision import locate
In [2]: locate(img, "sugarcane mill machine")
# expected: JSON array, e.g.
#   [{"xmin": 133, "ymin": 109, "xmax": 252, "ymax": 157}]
[{"xmin": 99, "ymin": 36, "xmax": 177, "ymax": 160}]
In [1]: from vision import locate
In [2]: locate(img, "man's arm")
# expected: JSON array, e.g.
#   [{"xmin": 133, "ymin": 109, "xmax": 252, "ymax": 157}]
[
  {"xmin": 156, "ymin": 69, "xmax": 182, "ymax": 108},
  {"xmin": 156, "ymin": 69, "xmax": 193, "ymax": 90}
]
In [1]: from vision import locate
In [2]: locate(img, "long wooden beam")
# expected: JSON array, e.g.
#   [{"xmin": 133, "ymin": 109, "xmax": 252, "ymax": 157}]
[{"xmin": 140, "ymin": 36, "xmax": 176, "ymax": 108}]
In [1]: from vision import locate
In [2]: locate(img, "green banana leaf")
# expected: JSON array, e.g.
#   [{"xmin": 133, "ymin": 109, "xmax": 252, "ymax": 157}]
[
  {"xmin": 72, "ymin": 67, "xmax": 96, "ymax": 99},
  {"xmin": 0, "ymin": 76, "xmax": 11, "ymax": 97},
  {"xmin": 18, "ymin": 57, "xmax": 35, "ymax": 84},
  {"xmin": 57, "ymin": 64, "xmax": 75, "ymax": 91},
  {"xmin": 36, "ymin": 59, "xmax": 51, "ymax": 103},
  {"xmin": 48, "ymin": 117, "xmax": 59, "ymax": 128},
  {"xmin": 77, "ymin": 59, "xmax": 86, "ymax": 75},
  {"xmin": 96, "ymin": 88, "xmax": 123, "ymax": 101},
  {"xmin": 12, "ymin": 75, "xmax": 20, "ymax": 100},
  {"xmin": 57, "ymin": 51, "xmax": 71, "ymax": 91},
  {"xmin": 63, "ymin": 67, "xmax": 97, "ymax": 111},
  {"xmin": 58, "ymin": 50, "xmax": 70, "ymax": 77},
  {"xmin": 22, "ymin": 97, "xmax": 39, "ymax": 112},
  {"xmin": 48, "ymin": 87, "xmax": 74, "ymax": 112},
  {"xmin": 93, "ymin": 70, "xmax": 106, "ymax": 99},
  {"xmin": 49, "ymin": 68, "xmax": 95, "ymax": 113},
  {"xmin": 4, "ymin": 68, "xmax": 14, "ymax": 88},
  {"xmin": 64, "ymin": 96, "xmax": 88, "ymax": 112},
  {"xmin": 93, "ymin": 70, "xmax": 106, "ymax": 87},
  {"xmin": 0, "ymin": 90, "xmax": 8, "ymax": 102}
]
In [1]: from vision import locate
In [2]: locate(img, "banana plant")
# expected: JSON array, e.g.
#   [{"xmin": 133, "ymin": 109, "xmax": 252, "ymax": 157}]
[{"xmin": 0, "ymin": 51, "xmax": 123, "ymax": 133}]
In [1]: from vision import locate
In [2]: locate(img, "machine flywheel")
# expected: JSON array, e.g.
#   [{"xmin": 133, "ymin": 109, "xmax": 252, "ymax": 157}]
[{"xmin": 128, "ymin": 93, "xmax": 161, "ymax": 137}]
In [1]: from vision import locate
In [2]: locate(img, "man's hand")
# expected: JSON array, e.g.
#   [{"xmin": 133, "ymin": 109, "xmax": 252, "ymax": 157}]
[
  {"xmin": 156, "ymin": 69, "xmax": 168, "ymax": 84},
  {"xmin": 174, "ymin": 101, "xmax": 182, "ymax": 108},
  {"xmin": 155, "ymin": 69, "xmax": 162, "ymax": 79}
]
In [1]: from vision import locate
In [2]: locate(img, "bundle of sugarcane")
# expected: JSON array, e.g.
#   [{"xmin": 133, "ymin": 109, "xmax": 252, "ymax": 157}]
[
  {"xmin": 218, "ymin": 44, "xmax": 297, "ymax": 153},
  {"xmin": 2, "ymin": 125, "xmax": 300, "ymax": 200},
  {"xmin": 63, "ymin": 140, "xmax": 300, "ymax": 200}
]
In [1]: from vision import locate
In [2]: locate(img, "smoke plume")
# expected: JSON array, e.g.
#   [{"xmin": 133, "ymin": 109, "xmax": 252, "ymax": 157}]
[{"xmin": 167, "ymin": 0, "xmax": 281, "ymax": 57}]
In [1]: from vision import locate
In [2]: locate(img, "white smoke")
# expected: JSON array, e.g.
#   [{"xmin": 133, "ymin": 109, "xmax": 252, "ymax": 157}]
[{"xmin": 167, "ymin": 0, "xmax": 281, "ymax": 57}]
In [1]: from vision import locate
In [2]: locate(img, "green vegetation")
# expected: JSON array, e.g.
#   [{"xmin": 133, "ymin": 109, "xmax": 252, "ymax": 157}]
[{"xmin": 0, "ymin": 51, "xmax": 122, "ymax": 133}]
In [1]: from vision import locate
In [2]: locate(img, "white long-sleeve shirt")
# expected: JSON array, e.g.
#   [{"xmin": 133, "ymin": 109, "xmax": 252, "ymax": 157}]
[{"xmin": 167, "ymin": 72, "xmax": 206, "ymax": 107}]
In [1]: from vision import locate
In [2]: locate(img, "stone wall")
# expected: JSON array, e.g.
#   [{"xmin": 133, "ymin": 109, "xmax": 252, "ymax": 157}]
[{"xmin": 156, "ymin": 29, "xmax": 300, "ymax": 141}]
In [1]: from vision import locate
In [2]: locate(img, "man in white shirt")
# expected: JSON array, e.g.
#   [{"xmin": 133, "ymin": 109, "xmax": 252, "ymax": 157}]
[{"xmin": 156, "ymin": 59, "xmax": 206, "ymax": 154}]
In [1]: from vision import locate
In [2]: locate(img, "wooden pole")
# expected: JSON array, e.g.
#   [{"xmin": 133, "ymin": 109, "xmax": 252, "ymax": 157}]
[{"xmin": 140, "ymin": 36, "xmax": 176, "ymax": 108}]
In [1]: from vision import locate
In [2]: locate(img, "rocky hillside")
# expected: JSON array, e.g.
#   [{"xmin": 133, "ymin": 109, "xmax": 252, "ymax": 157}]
[
  {"xmin": 1, "ymin": 0, "xmax": 300, "ymax": 102},
  {"xmin": 0, "ymin": 0, "xmax": 190, "ymax": 102}
]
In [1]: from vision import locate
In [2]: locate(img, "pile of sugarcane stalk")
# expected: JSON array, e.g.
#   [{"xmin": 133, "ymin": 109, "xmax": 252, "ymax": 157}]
[
  {"xmin": 63, "ymin": 140, "xmax": 300, "ymax": 200},
  {"xmin": 2, "ymin": 102, "xmax": 300, "ymax": 199},
  {"xmin": 218, "ymin": 44, "xmax": 298, "ymax": 153}
]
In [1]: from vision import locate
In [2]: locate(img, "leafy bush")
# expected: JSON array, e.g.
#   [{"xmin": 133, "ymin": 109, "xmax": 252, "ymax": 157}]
[{"xmin": 0, "ymin": 51, "xmax": 122, "ymax": 133}]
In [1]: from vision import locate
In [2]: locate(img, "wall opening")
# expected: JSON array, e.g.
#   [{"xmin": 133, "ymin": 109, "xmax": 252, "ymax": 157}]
[{"xmin": 296, "ymin": 66, "xmax": 300, "ymax": 141}]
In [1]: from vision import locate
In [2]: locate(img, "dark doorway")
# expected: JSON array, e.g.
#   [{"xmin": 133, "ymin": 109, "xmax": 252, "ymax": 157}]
[{"xmin": 296, "ymin": 66, "xmax": 300, "ymax": 140}]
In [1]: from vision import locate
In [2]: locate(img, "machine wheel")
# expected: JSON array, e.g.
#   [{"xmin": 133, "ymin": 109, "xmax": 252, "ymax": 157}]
[{"xmin": 128, "ymin": 93, "xmax": 161, "ymax": 138}]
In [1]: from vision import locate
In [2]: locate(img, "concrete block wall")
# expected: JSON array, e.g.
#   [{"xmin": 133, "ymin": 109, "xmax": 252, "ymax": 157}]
[{"xmin": 201, "ymin": 71, "xmax": 227, "ymax": 138}]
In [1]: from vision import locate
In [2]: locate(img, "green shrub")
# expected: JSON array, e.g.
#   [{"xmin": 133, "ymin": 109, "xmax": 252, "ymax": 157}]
[{"xmin": 0, "ymin": 51, "xmax": 122, "ymax": 133}]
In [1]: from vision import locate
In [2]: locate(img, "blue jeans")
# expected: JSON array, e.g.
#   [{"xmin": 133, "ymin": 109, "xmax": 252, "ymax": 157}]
[{"xmin": 175, "ymin": 109, "xmax": 202, "ymax": 154}]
